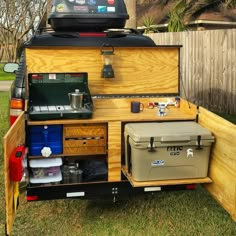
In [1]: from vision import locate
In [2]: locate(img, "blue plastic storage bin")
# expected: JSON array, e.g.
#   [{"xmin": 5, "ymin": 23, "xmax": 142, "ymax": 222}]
[{"xmin": 29, "ymin": 125, "xmax": 63, "ymax": 156}]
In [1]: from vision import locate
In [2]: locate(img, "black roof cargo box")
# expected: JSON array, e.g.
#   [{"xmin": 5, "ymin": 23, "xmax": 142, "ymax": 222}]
[{"xmin": 48, "ymin": 0, "xmax": 129, "ymax": 32}]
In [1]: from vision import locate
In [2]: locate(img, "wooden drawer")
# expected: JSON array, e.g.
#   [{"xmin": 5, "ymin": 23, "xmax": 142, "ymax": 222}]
[
  {"xmin": 64, "ymin": 124, "xmax": 106, "ymax": 136},
  {"xmin": 63, "ymin": 123, "xmax": 107, "ymax": 155}
]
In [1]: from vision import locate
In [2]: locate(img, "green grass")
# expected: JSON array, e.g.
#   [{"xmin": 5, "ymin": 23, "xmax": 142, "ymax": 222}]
[
  {"xmin": 0, "ymin": 64, "xmax": 15, "ymax": 81},
  {"xmin": 0, "ymin": 91, "xmax": 236, "ymax": 236}
]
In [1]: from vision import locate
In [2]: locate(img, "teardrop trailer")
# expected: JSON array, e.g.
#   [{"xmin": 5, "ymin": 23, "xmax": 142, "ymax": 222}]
[{"xmin": 3, "ymin": 0, "xmax": 236, "ymax": 235}]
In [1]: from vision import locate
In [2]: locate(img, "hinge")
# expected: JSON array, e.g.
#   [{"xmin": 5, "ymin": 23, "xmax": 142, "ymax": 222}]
[
  {"xmin": 196, "ymin": 106, "xmax": 200, "ymax": 123},
  {"xmin": 24, "ymin": 111, "xmax": 28, "ymax": 121}
]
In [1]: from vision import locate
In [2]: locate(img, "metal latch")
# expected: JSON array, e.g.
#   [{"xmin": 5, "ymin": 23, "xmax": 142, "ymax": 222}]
[
  {"xmin": 148, "ymin": 137, "xmax": 156, "ymax": 152},
  {"xmin": 196, "ymin": 135, "xmax": 202, "ymax": 150}
]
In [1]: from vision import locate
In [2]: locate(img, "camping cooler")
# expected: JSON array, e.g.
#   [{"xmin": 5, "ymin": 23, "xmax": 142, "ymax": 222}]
[{"xmin": 124, "ymin": 122, "xmax": 214, "ymax": 181}]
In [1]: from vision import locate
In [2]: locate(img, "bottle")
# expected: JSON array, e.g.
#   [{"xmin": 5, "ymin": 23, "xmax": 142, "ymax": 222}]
[{"xmin": 175, "ymin": 97, "xmax": 180, "ymax": 108}]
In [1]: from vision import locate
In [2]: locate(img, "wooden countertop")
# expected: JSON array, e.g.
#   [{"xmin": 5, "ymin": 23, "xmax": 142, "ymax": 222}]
[{"xmin": 27, "ymin": 98, "xmax": 196, "ymax": 125}]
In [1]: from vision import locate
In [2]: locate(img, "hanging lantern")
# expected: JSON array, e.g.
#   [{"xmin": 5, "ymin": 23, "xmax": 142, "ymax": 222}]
[{"xmin": 100, "ymin": 44, "xmax": 115, "ymax": 78}]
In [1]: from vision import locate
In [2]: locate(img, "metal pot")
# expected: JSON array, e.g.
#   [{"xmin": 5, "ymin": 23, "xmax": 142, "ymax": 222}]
[{"xmin": 68, "ymin": 89, "xmax": 84, "ymax": 110}]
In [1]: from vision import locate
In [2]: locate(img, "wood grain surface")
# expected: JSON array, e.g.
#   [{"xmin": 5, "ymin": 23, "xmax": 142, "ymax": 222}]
[
  {"xmin": 26, "ymin": 47, "xmax": 179, "ymax": 95},
  {"xmin": 4, "ymin": 113, "xmax": 25, "ymax": 235}
]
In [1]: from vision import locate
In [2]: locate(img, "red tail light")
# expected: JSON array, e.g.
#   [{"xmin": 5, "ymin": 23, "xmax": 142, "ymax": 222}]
[
  {"xmin": 186, "ymin": 184, "xmax": 196, "ymax": 190},
  {"xmin": 9, "ymin": 98, "xmax": 24, "ymax": 126},
  {"xmin": 26, "ymin": 195, "xmax": 38, "ymax": 201},
  {"xmin": 79, "ymin": 32, "xmax": 106, "ymax": 37}
]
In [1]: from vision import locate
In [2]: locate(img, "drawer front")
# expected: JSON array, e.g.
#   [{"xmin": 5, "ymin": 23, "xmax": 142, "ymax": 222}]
[
  {"xmin": 64, "ymin": 146, "xmax": 106, "ymax": 155},
  {"xmin": 63, "ymin": 123, "xmax": 107, "ymax": 155},
  {"xmin": 64, "ymin": 138, "xmax": 106, "ymax": 147},
  {"xmin": 64, "ymin": 124, "xmax": 106, "ymax": 137}
]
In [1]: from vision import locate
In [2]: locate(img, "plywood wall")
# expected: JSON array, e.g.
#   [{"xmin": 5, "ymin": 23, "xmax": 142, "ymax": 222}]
[
  {"xmin": 198, "ymin": 107, "xmax": 236, "ymax": 221},
  {"xmin": 149, "ymin": 29, "xmax": 236, "ymax": 115},
  {"xmin": 25, "ymin": 47, "xmax": 179, "ymax": 96}
]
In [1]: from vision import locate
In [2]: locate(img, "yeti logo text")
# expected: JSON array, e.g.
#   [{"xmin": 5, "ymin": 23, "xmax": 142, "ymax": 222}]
[{"xmin": 167, "ymin": 146, "xmax": 183, "ymax": 156}]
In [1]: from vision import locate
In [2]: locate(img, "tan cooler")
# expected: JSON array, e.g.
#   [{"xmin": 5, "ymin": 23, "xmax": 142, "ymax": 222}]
[{"xmin": 124, "ymin": 122, "xmax": 214, "ymax": 181}]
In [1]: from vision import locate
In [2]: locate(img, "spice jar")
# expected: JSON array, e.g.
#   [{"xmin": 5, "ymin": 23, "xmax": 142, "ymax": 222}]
[{"xmin": 175, "ymin": 97, "xmax": 180, "ymax": 108}]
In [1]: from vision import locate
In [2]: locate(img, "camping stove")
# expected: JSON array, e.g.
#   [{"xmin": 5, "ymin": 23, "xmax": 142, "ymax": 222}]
[{"xmin": 28, "ymin": 73, "xmax": 93, "ymax": 120}]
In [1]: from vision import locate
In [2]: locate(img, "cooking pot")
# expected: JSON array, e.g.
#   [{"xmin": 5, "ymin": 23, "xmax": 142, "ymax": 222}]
[{"xmin": 68, "ymin": 89, "xmax": 84, "ymax": 110}]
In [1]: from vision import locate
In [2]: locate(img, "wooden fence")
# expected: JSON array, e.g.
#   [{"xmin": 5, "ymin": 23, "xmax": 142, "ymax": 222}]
[{"xmin": 148, "ymin": 29, "xmax": 236, "ymax": 115}]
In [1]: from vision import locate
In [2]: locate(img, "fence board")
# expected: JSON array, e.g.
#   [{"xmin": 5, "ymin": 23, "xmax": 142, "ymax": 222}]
[{"xmin": 149, "ymin": 29, "xmax": 236, "ymax": 115}]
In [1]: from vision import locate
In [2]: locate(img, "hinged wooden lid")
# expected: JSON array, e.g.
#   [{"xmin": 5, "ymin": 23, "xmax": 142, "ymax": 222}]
[{"xmin": 26, "ymin": 46, "xmax": 180, "ymax": 96}]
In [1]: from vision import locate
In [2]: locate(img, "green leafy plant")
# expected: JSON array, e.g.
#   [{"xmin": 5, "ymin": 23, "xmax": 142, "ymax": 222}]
[
  {"xmin": 167, "ymin": 0, "xmax": 186, "ymax": 32},
  {"xmin": 167, "ymin": 0, "xmax": 236, "ymax": 31},
  {"xmin": 143, "ymin": 15, "xmax": 155, "ymax": 33}
]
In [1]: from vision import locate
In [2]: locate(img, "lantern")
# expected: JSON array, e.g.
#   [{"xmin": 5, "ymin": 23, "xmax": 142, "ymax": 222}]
[{"xmin": 101, "ymin": 44, "xmax": 115, "ymax": 78}]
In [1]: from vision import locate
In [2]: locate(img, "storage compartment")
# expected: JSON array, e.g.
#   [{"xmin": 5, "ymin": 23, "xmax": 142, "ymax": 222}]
[
  {"xmin": 61, "ymin": 159, "xmax": 107, "ymax": 184},
  {"xmin": 125, "ymin": 122, "xmax": 214, "ymax": 181},
  {"xmin": 48, "ymin": 0, "xmax": 129, "ymax": 32},
  {"xmin": 81, "ymin": 160, "xmax": 108, "ymax": 182},
  {"xmin": 61, "ymin": 160, "xmax": 83, "ymax": 184},
  {"xmin": 31, "ymin": 166, "xmax": 61, "ymax": 178},
  {"xmin": 63, "ymin": 123, "xmax": 107, "ymax": 155},
  {"xmin": 29, "ymin": 125, "xmax": 63, "ymax": 156},
  {"xmin": 29, "ymin": 158, "xmax": 63, "ymax": 184}
]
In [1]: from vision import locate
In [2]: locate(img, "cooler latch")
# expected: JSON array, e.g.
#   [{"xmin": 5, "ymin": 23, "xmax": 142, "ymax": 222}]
[
  {"xmin": 196, "ymin": 135, "xmax": 202, "ymax": 150},
  {"xmin": 148, "ymin": 137, "xmax": 156, "ymax": 152},
  {"xmin": 127, "ymin": 136, "xmax": 132, "ymax": 174}
]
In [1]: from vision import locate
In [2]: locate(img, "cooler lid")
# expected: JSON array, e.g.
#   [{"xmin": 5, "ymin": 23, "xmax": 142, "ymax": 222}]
[
  {"xmin": 125, "ymin": 122, "xmax": 214, "ymax": 143},
  {"xmin": 29, "ymin": 158, "xmax": 63, "ymax": 168}
]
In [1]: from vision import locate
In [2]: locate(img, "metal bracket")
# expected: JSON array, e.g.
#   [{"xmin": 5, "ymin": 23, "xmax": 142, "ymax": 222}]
[
  {"xmin": 112, "ymin": 187, "xmax": 118, "ymax": 203},
  {"xmin": 196, "ymin": 105, "xmax": 200, "ymax": 123},
  {"xmin": 112, "ymin": 187, "xmax": 118, "ymax": 195}
]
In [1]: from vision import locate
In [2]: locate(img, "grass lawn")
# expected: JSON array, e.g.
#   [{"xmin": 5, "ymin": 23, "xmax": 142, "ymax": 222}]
[
  {"xmin": 0, "ymin": 63, "xmax": 15, "ymax": 81},
  {"xmin": 0, "ymin": 91, "xmax": 236, "ymax": 235}
]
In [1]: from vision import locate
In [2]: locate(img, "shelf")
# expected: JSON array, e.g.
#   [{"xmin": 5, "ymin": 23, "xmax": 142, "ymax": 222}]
[
  {"xmin": 122, "ymin": 166, "xmax": 212, "ymax": 187},
  {"xmin": 28, "ymin": 154, "xmax": 107, "ymax": 159}
]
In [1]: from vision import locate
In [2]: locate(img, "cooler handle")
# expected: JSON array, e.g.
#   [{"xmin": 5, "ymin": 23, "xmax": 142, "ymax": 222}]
[
  {"xmin": 127, "ymin": 135, "xmax": 132, "ymax": 174},
  {"xmin": 161, "ymin": 136, "xmax": 190, "ymax": 143}
]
